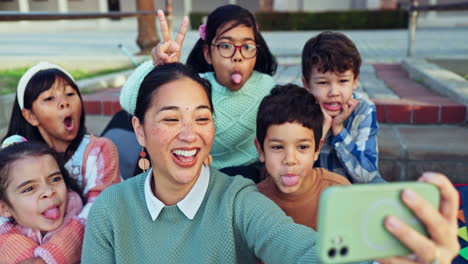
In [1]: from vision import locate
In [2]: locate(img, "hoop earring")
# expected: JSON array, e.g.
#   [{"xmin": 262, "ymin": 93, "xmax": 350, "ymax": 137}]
[{"xmin": 138, "ymin": 147, "xmax": 150, "ymax": 172}]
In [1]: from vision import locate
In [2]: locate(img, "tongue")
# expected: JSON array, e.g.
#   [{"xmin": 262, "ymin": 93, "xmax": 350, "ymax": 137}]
[
  {"xmin": 231, "ymin": 73, "xmax": 242, "ymax": 84},
  {"xmin": 64, "ymin": 118, "xmax": 74, "ymax": 132},
  {"xmin": 281, "ymin": 175, "xmax": 299, "ymax": 187},
  {"xmin": 324, "ymin": 103, "xmax": 341, "ymax": 111},
  {"xmin": 43, "ymin": 207, "xmax": 60, "ymax": 220}
]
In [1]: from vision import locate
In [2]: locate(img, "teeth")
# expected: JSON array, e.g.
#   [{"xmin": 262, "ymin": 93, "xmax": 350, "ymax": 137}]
[{"xmin": 173, "ymin": 149, "xmax": 197, "ymax": 157}]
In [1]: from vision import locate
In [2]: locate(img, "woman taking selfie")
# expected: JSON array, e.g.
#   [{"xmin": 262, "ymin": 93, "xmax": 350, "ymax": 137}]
[{"xmin": 82, "ymin": 63, "xmax": 459, "ymax": 264}]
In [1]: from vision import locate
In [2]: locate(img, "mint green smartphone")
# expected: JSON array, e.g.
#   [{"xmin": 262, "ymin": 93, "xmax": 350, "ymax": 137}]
[{"xmin": 317, "ymin": 182, "xmax": 440, "ymax": 263}]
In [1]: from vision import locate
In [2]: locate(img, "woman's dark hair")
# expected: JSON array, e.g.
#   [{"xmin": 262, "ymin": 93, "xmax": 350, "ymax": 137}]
[
  {"xmin": 186, "ymin": 4, "xmax": 277, "ymax": 76},
  {"xmin": 3, "ymin": 69, "xmax": 87, "ymax": 161},
  {"xmin": 134, "ymin": 62, "xmax": 214, "ymax": 122},
  {"xmin": 0, "ymin": 141, "xmax": 83, "ymax": 206},
  {"xmin": 132, "ymin": 63, "xmax": 214, "ymax": 175}
]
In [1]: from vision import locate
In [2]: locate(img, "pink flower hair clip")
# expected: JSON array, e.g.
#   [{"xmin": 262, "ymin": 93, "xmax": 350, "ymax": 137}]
[{"xmin": 199, "ymin": 23, "xmax": 207, "ymax": 41}]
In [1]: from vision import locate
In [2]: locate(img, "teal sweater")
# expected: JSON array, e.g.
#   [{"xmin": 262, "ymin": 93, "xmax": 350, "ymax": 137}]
[
  {"xmin": 82, "ymin": 168, "xmax": 321, "ymax": 263},
  {"xmin": 201, "ymin": 71, "xmax": 275, "ymax": 169}
]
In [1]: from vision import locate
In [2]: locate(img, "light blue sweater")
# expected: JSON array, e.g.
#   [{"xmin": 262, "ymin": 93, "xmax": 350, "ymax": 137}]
[
  {"xmin": 82, "ymin": 168, "xmax": 321, "ymax": 263},
  {"xmin": 200, "ymin": 71, "xmax": 275, "ymax": 169}
]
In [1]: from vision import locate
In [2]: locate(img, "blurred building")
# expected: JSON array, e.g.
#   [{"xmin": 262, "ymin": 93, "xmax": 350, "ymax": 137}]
[{"xmin": 0, "ymin": 0, "xmax": 467, "ymax": 27}]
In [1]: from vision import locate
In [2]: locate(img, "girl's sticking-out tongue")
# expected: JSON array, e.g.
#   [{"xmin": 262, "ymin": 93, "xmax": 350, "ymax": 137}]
[
  {"xmin": 43, "ymin": 207, "xmax": 60, "ymax": 220},
  {"xmin": 231, "ymin": 73, "xmax": 242, "ymax": 84}
]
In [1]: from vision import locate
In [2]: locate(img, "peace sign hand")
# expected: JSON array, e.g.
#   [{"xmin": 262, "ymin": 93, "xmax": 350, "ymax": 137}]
[{"xmin": 151, "ymin": 9, "xmax": 189, "ymax": 66}]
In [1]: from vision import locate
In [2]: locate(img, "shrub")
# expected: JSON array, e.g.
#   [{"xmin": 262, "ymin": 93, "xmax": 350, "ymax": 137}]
[
  {"xmin": 189, "ymin": 10, "xmax": 407, "ymax": 31},
  {"xmin": 189, "ymin": 12, "xmax": 209, "ymax": 30},
  {"xmin": 254, "ymin": 10, "xmax": 408, "ymax": 30}
]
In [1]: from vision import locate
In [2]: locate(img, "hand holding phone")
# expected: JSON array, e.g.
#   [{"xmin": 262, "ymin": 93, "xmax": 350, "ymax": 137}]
[{"xmin": 317, "ymin": 182, "xmax": 440, "ymax": 263}]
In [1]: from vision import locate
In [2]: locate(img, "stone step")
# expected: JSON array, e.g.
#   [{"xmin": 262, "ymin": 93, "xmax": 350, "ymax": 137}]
[{"xmin": 378, "ymin": 124, "xmax": 468, "ymax": 184}]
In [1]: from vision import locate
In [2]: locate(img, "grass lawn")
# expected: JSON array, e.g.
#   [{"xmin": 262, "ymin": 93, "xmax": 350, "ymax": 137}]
[{"xmin": 0, "ymin": 67, "xmax": 132, "ymax": 95}]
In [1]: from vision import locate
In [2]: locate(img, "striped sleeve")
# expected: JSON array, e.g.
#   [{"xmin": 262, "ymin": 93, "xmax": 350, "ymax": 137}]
[
  {"xmin": 0, "ymin": 223, "xmax": 37, "ymax": 264},
  {"xmin": 80, "ymin": 136, "xmax": 121, "ymax": 219}
]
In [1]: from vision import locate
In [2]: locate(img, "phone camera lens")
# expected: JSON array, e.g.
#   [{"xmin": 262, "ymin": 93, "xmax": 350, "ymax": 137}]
[
  {"xmin": 340, "ymin": 246, "xmax": 348, "ymax": 256},
  {"xmin": 333, "ymin": 236, "xmax": 343, "ymax": 245},
  {"xmin": 328, "ymin": 248, "xmax": 336, "ymax": 258}
]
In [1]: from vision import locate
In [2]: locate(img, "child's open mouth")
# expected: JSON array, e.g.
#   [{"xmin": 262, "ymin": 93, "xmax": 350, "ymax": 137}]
[
  {"xmin": 64, "ymin": 116, "xmax": 74, "ymax": 132},
  {"xmin": 231, "ymin": 72, "xmax": 243, "ymax": 84},
  {"xmin": 42, "ymin": 205, "xmax": 61, "ymax": 220},
  {"xmin": 323, "ymin": 103, "xmax": 342, "ymax": 112},
  {"xmin": 281, "ymin": 174, "xmax": 299, "ymax": 187},
  {"xmin": 172, "ymin": 148, "xmax": 199, "ymax": 167}
]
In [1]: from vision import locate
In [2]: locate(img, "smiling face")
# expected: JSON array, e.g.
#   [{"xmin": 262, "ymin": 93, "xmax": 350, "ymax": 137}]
[
  {"xmin": 303, "ymin": 68, "xmax": 359, "ymax": 117},
  {"xmin": 0, "ymin": 154, "xmax": 67, "ymax": 232},
  {"xmin": 22, "ymin": 77, "xmax": 82, "ymax": 153},
  {"xmin": 133, "ymin": 77, "xmax": 215, "ymax": 201},
  {"xmin": 204, "ymin": 22, "xmax": 257, "ymax": 91},
  {"xmin": 255, "ymin": 122, "xmax": 322, "ymax": 195}
]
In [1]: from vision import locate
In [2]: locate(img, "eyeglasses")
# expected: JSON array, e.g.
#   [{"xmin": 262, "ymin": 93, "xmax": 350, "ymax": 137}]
[{"xmin": 211, "ymin": 42, "xmax": 259, "ymax": 59}]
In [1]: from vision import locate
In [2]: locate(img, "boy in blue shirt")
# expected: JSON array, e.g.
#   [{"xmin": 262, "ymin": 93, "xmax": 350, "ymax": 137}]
[{"xmin": 301, "ymin": 31, "xmax": 385, "ymax": 183}]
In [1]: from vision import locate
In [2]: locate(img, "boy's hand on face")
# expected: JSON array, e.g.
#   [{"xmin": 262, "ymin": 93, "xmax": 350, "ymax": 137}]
[
  {"xmin": 320, "ymin": 106, "xmax": 332, "ymax": 139},
  {"xmin": 151, "ymin": 10, "xmax": 188, "ymax": 66},
  {"xmin": 331, "ymin": 98, "xmax": 360, "ymax": 136}
]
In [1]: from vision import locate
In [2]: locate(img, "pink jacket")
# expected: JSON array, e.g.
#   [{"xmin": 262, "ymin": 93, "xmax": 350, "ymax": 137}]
[{"xmin": 0, "ymin": 135, "xmax": 121, "ymax": 264}]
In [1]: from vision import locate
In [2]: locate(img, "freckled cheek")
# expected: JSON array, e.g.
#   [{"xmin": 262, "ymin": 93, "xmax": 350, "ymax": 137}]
[
  {"xmin": 200, "ymin": 125, "xmax": 215, "ymax": 144},
  {"xmin": 149, "ymin": 126, "xmax": 174, "ymax": 144}
]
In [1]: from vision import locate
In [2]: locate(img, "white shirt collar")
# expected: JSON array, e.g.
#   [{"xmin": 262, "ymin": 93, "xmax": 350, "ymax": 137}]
[{"xmin": 144, "ymin": 165, "xmax": 210, "ymax": 221}]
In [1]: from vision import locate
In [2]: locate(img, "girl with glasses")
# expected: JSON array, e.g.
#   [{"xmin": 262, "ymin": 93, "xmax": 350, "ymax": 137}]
[{"xmin": 150, "ymin": 5, "xmax": 277, "ymax": 183}]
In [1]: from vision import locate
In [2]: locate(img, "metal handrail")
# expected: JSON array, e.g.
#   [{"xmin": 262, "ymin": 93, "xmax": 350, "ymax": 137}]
[
  {"xmin": 404, "ymin": 1, "xmax": 468, "ymax": 57},
  {"xmin": 0, "ymin": 10, "xmax": 158, "ymax": 21}
]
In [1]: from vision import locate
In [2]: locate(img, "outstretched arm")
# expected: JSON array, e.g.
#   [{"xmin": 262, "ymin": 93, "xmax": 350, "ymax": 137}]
[
  {"xmin": 233, "ymin": 185, "xmax": 320, "ymax": 263},
  {"xmin": 151, "ymin": 9, "xmax": 189, "ymax": 66}
]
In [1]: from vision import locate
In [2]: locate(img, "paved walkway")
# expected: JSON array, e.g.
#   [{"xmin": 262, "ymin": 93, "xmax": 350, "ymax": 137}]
[{"xmin": 1, "ymin": 19, "xmax": 468, "ymax": 68}]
